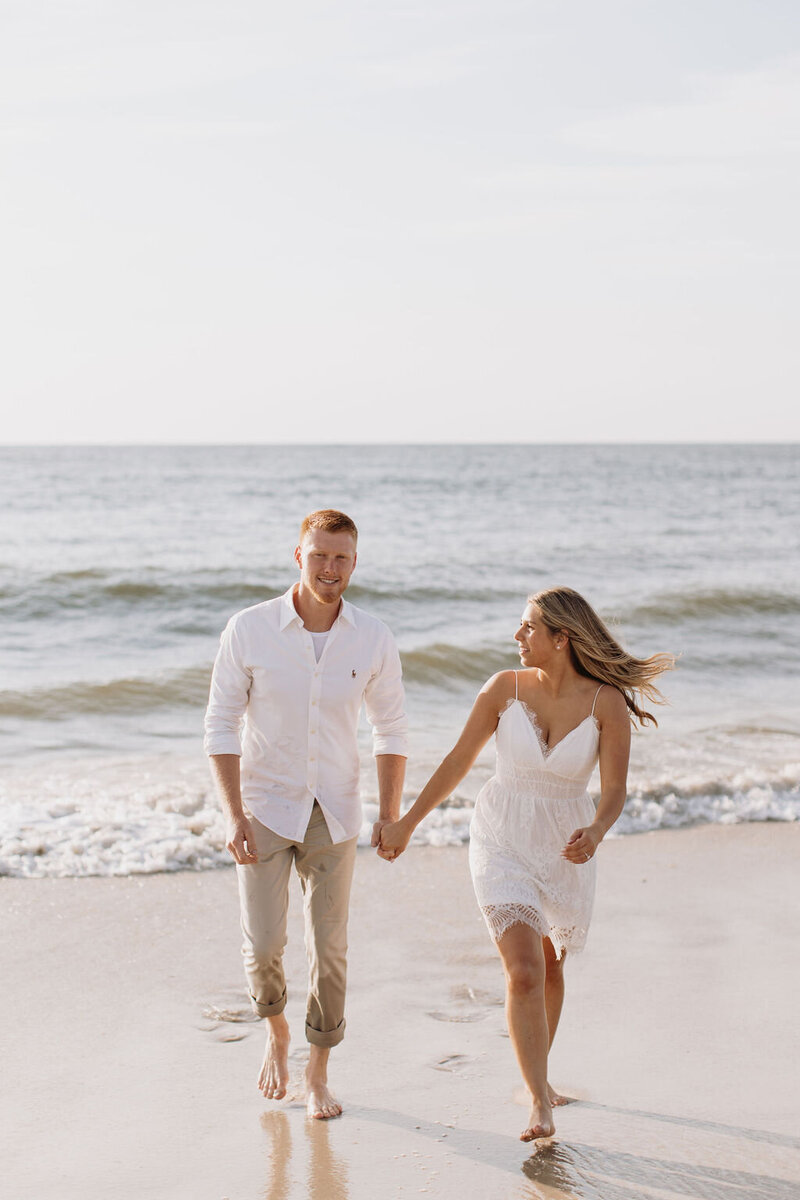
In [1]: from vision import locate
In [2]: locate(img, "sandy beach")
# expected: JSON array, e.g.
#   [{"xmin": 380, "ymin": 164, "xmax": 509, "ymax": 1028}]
[{"xmin": 4, "ymin": 822, "xmax": 799, "ymax": 1200}]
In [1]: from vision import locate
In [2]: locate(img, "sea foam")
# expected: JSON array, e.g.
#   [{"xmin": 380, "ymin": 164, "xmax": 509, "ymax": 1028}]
[{"xmin": 0, "ymin": 756, "xmax": 797, "ymax": 879}]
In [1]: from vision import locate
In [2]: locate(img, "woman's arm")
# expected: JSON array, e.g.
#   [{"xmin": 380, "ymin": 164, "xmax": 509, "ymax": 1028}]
[
  {"xmin": 378, "ymin": 674, "xmax": 511, "ymax": 860},
  {"xmin": 562, "ymin": 686, "xmax": 631, "ymax": 864}
]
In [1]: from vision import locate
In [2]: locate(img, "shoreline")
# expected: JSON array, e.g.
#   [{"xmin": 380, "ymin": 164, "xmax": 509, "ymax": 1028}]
[{"xmin": 4, "ymin": 822, "xmax": 800, "ymax": 1199}]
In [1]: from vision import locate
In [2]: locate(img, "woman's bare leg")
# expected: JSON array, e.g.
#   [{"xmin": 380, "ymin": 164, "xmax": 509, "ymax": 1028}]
[
  {"xmin": 497, "ymin": 923, "xmax": 555, "ymax": 1141},
  {"xmin": 542, "ymin": 938, "xmax": 570, "ymax": 1105}
]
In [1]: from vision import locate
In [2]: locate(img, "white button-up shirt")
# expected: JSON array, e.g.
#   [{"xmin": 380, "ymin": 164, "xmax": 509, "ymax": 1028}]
[{"xmin": 204, "ymin": 586, "xmax": 408, "ymax": 843}]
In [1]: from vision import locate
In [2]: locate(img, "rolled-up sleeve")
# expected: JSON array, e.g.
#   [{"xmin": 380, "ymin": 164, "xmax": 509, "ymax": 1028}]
[
  {"xmin": 203, "ymin": 617, "xmax": 251, "ymax": 756},
  {"xmin": 364, "ymin": 631, "xmax": 408, "ymax": 757}
]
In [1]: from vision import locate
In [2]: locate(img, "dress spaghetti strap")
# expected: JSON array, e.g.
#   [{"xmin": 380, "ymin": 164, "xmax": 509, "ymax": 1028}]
[{"xmin": 590, "ymin": 685, "xmax": 604, "ymax": 717}]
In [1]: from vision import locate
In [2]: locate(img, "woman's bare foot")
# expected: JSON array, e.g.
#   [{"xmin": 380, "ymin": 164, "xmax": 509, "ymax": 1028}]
[
  {"xmin": 258, "ymin": 1017, "xmax": 290, "ymax": 1099},
  {"xmin": 520, "ymin": 1096, "xmax": 555, "ymax": 1142},
  {"xmin": 547, "ymin": 1083, "xmax": 572, "ymax": 1107}
]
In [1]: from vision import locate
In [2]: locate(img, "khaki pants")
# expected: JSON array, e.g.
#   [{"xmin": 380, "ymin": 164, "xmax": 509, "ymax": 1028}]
[{"xmin": 236, "ymin": 803, "xmax": 357, "ymax": 1048}]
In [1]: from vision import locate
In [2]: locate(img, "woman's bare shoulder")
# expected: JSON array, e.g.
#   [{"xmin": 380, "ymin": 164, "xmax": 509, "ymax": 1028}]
[
  {"xmin": 594, "ymin": 683, "xmax": 628, "ymax": 721},
  {"xmin": 479, "ymin": 669, "xmax": 518, "ymax": 704}
]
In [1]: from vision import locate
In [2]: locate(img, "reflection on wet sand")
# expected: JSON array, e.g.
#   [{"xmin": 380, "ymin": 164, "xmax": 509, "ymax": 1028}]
[
  {"xmin": 308, "ymin": 1118, "xmax": 348, "ymax": 1200},
  {"xmin": 357, "ymin": 1102, "xmax": 800, "ymax": 1200},
  {"xmin": 522, "ymin": 1139, "xmax": 800, "ymax": 1200},
  {"xmin": 261, "ymin": 1112, "xmax": 291, "ymax": 1200},
  {"xmin": 261, "ymin": 1110, "xmax": 349, "ymax": 1200}
]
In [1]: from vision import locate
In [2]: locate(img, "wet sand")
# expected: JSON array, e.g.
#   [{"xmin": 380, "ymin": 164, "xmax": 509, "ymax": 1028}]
[{"xmin": 3, "ymin": 823, "xmax": 800, "ymax": 1200}]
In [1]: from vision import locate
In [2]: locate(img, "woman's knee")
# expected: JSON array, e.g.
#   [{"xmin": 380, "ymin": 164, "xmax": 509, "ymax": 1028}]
[{"xmin": 505, "ymin": 957, "xmax": 546, "ymax": 996}]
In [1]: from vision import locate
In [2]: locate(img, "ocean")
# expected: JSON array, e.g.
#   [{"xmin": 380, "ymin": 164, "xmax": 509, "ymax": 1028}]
[{"xmin": 1, "ymin": 443, "xmax": 798, "ymax": 878}]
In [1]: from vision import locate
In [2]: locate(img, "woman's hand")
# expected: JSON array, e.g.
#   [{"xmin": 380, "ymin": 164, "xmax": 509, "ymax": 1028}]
[
  {"xmin": 377, "ymin": 816, "xmax": 413, "ymax": 862},
  {"xmin": 562, "ymin": 822, "xmax": 602, "ymax": 866}
]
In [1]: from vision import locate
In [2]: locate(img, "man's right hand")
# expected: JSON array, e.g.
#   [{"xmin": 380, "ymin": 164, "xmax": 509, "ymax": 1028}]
[
  {"xmin": 376, "ymin": 816, "xmax": 412, "ymax": 862},
  {"xmin": 226, "ymin": 817, "xmax": 259, "ymax": 865}
]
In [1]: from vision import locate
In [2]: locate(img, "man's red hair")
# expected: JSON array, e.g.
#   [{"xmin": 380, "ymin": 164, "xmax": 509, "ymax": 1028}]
[{"xmin": 299, "ymin": 509, "xmax": 358, "ymax": 543}]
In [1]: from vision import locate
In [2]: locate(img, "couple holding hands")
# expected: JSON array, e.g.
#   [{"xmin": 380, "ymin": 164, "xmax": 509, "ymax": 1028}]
[{"xmin": 204, "ymin": 509, "xmax": 672, "ymax": 1141}]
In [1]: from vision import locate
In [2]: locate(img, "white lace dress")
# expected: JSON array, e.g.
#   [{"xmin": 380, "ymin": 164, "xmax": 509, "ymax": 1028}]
[{"xmin": 468, "ymin": 683, "xmax": 603, "ymax": 958}]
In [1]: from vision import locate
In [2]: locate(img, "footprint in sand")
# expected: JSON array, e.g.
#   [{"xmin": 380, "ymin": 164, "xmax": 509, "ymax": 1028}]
[
  {"xmin": 451, "ymin": 984, "xmax": 504, "ymax": 1007},
  {"xmin": 426, "ymin": 1009, "xmax": 488, "ymax": 1023},
  {"xmin": 198, "ymin": 998, "xmax": 260, "ymax": 1041},
  {"xmin": 426, "ymin": 982, "xmax": 504, "ymax": 1024},
  {"xmin": 431, "ymin": 1053, "xmax": 474, "ymax": 1074}
]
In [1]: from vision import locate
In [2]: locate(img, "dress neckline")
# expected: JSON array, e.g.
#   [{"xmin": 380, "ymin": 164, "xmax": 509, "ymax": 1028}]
[{"xmin": 512, "ymin": 698, "xmax": 599, "ymax": 759}]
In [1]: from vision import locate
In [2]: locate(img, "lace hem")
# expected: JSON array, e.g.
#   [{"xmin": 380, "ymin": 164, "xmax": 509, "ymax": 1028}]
[
  {"xmin": 482, "ymin": 903, "xmax": 548, "ymax": 943},
  {"xmin": 480, "ymin": 904, "xmax": 588, "ymax": 960}
]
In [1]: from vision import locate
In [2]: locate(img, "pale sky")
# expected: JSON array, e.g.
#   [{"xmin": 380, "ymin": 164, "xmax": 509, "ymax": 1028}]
[{"xmin": 3, "ymin": 0, "xmax": 799, "ymax": 442}]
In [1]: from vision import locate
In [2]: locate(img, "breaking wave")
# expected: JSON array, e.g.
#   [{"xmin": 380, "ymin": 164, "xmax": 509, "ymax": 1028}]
[{"xmin": 0, "ymin": 755, "xmax": 797, "ymax": 879}]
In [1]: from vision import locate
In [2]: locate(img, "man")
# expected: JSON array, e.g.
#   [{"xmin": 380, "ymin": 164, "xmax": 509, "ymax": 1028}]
[{"xmin": 204, "ymin": 509, "xmax": 407, "ymax": 1119}]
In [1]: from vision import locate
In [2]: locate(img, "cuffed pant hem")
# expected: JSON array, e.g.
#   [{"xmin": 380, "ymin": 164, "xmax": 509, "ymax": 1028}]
[
  {"xmin": 251, "ymin": 989, "xmax": 287, "ymax": 1019},
  {"xmin": 305, "ymin": 1018, "xmax": 345, "ymax": 1048}
]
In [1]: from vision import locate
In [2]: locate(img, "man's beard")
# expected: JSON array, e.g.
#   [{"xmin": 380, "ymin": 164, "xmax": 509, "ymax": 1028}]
[{"xmin": 308, "ymin": 580, "xmax": 344, "ymax": 605}]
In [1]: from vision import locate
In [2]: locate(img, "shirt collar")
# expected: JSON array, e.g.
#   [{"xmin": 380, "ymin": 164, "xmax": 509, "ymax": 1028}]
[
  {"xmin": 338, "ymin": 597, "xmax": 356, "ymax": 628},
  {"xmin": 279, "ymin": 585, "xmax": 356, "ymax": 631},
  {"xmin": 279, "ymin": 587, "xmax": 302, "ymax": 631}
]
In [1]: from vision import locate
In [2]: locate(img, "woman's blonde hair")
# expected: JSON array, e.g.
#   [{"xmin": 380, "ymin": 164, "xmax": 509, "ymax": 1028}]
[{"xmin": 530, "ymin": 586, "xmax": 675, "ymax": 727}]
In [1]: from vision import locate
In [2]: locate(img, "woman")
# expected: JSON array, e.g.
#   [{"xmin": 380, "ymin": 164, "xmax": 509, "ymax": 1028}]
[{"xmin": 378, "ymin": 587, "xmax": 674, "ymax": 1142}]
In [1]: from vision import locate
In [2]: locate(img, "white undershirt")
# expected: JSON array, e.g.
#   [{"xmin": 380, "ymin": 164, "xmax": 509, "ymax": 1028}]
[{"xmin": 309, "ymin": 630, "xmax": 329, "ymax": 662}]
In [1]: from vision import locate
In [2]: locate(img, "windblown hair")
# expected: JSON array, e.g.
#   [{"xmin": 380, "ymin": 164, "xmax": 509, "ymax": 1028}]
[
  {"xmin": 299, "ymin": 509, "xmax": 358, "ymax": 543},
  {"xmin": 530, "ymin": 586, "xmax": 675, "ymax": 727}
]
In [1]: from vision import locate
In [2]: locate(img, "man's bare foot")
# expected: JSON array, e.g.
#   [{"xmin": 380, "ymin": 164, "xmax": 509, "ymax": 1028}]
[
  {"xmin": 520, "ymin": 1096, "xmax": 555, "ymax": 1142},
  {"xmin": 258, "ymin": 1022, "xmax": 290, "ymax": 1100},
  {"xmin": 304, "ymin": 1044, "xmax": 341, "ymax": 1119},
  {"xmin": 547, "ymin": 1083, "xmax": 572, "ymax": 1107},
  {"xmin": 305, "ymin": 1079, "xmax": 343, "ymax": 1120}
]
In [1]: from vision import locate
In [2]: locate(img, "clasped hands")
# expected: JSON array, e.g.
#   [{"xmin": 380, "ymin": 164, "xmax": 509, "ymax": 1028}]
[{"xmin": 370, "ymin": 816, "xmax": 412, "ymax": 862}]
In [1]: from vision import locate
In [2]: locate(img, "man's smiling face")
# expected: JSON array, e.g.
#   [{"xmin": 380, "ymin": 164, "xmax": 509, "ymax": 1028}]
[{"xmin": 294, "ymin": 529, "xmax": 358, "ymax": 607}]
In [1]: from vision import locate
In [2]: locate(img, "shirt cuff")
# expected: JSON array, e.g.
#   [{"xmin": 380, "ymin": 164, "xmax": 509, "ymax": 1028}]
[
  {"xmin": 372, "ymin": 735, "xmax": 409, "ymax": 757},
  {"xmin": 203, "ymin": 735, "xmax": 243, "ymax": 756}
]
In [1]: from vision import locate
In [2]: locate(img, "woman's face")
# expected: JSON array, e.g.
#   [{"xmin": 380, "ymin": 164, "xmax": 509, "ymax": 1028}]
[{"xmin": 514, "ymin": 603, "xmax": 561, "ymax": 666}]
